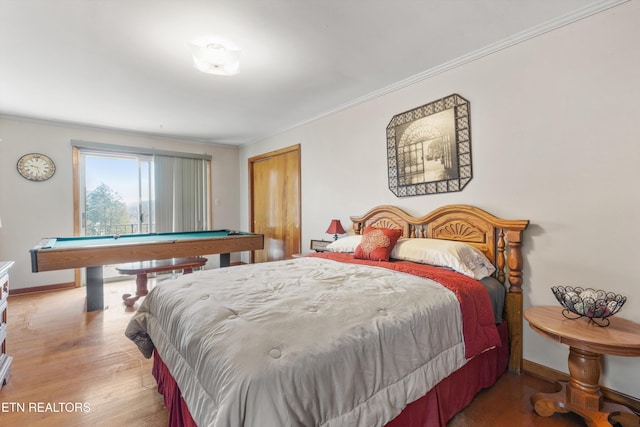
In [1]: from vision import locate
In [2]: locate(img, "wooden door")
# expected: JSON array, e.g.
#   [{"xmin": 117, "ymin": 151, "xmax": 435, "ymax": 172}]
[{"xmin": 249, "ymin": 145, "xmax": 301, "ymax": 262}]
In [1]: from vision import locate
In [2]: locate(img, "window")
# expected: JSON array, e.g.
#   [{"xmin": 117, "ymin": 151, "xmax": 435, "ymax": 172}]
[{"xmin": 80, "ymin": 151, "xmax": 154, "ymax": 236}]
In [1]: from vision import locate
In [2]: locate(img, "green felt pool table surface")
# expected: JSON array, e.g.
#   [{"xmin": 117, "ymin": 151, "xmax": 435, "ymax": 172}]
[{"xmin": 40, "ymin": 230, "xmax": 249, "ymax": 248}]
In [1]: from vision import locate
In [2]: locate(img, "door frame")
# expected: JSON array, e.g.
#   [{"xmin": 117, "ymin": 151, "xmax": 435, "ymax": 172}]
[{"xmin": 248, "ymin": 144, "xmax": 301, "ymax": 263}]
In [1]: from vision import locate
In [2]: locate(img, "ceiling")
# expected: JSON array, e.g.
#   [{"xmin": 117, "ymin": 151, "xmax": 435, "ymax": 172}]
[{"xmin": 0, "ymin": 0, "xmax": 620, "ymax": 146}]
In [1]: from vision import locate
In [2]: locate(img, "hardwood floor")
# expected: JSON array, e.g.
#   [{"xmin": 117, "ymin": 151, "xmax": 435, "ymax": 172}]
[
  {"xmin": 2, "ymin": 280, "xmax": 168, "ymax": 426},
  {"xmin": 447, "ymin": 372, "xmax": 588, "ymax": 427},
  {"xmin": 0, "ymin": 281, "xmax": 597, "ymax": 426}
]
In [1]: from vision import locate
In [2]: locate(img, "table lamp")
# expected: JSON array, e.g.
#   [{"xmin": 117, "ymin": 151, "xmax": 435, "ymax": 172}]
[{"xmin": 326, "ymin": 219, "xmax": 345, "ymax": 241}]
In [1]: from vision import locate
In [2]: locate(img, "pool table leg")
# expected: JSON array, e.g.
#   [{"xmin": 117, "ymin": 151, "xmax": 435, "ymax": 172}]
[
  {"xmin": 220, "ymin": 253, "xmax": 230, "ymax": 268},
  {"xmin": 86, "ymin": 266, "xmax": 104, "ymax": 312}
]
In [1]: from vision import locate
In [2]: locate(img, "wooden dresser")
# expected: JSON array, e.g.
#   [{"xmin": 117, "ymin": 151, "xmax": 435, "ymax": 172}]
[{"xmin": 0, "ymin": 261, "xmax": 14, "ymax": 390}]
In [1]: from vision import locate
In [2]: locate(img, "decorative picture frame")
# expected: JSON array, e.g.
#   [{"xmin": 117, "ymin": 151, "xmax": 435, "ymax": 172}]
[
  {"xmin": 310, "ymin": 240, "xmax": 332, "ymax": 252},
  {"xmin": 386, "ymin": 94, "xmax": 472, "ymax": 197}
]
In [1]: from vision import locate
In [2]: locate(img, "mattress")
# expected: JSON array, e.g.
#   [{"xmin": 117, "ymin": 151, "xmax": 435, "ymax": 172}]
[{"xmin": 126, "ymin": 256, "xmax": 500, "ymax": 427}]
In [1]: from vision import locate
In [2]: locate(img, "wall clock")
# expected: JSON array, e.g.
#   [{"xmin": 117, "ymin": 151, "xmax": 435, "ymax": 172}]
[{"xmin": 17, "ymin": 153, "xmax": 56, "ymax": 181}]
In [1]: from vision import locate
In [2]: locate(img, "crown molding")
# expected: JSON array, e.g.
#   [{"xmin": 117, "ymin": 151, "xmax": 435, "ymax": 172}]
[{"xmin": 250, "ymin": 0, "xmax": 629, "ymax": 146}]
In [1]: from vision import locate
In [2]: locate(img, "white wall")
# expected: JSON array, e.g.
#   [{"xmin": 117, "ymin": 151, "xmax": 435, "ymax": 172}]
[
  {"xmin": 240, "ymin": 2, "xmax": 640, "ymax": 397},
  {"xmin": 0, "ymin": 117, "xmax": 241, "ymax": 290}
]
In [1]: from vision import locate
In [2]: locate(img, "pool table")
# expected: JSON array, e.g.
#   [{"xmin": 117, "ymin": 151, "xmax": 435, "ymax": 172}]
[{"xmin": 30, "ymin": 230, "xmax": 264, "ymax": 311}]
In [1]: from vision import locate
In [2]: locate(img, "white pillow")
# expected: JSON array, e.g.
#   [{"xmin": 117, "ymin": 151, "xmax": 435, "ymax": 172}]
[
  {"xmin": 326, "ymin": 235, "xmax": 362, "ymax": 253},
  {"xmin": 391, "ymin": 238, "xmax": 496, "ymax": 280}
]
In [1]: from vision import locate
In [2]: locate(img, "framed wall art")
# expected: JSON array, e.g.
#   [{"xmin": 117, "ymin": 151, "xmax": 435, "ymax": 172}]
[{"xmin": 387, "ymin": 94, "xmax": 472, "ymax": 197}]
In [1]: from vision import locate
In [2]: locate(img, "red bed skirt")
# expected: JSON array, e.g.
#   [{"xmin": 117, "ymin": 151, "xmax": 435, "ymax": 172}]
[{"xmin": 152, "ymin": 321, "xmax": 509, "ymax": 427}]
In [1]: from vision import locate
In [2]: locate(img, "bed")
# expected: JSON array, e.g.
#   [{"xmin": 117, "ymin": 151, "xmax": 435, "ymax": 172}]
[{"xmin": 126, "ymin": 204, "xmax": 528, "ymax": 426}]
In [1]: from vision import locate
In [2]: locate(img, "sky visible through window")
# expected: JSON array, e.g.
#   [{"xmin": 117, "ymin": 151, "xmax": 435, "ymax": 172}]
[{"xmin": 85, "ymin": 156, "xmax": 139, "ymax": 204}]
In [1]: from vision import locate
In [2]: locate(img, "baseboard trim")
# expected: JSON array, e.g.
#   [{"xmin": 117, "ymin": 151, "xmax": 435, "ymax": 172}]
[
  {"xmin": 523, "ymin": 359, "xmax": 640, "ymax": 413},
  {"xmin": 9, "ymin": 282, "xmax": 76, "ymax": 296}
]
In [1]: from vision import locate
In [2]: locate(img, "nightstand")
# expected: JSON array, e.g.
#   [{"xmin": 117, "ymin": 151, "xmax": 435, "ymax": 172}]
[
  {"xmin": 0, "ymin": 261, "xmax": 14, "ymax": 390},
  {"xmin": 310, "ymin": 240, "xmax": 332, "ymax": 252},
  {"xmin": 524, "ymin": 306, "xmax": 640, "ymax": 427}
]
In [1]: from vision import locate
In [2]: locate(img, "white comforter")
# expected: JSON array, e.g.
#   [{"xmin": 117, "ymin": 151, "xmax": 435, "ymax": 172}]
[{"xmin": 127, "ymin": 257, "xmax": 468, "ymax": 427}]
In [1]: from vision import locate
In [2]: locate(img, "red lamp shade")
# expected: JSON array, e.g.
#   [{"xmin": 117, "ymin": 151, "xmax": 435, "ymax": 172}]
[{"xmin": 326, "ymin": 219, "xmax": 345, "ymax": 240}]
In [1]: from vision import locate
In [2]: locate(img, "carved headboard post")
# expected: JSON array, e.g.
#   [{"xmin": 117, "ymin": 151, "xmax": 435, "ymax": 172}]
[
  {"xmin": 496, "ymin": 230, "xmax": 507, "ymax": 284},
  {"xmin": 504, "ymin": 228, "xmax": 526, "ymax": 373},
  {"xmin": 506, "ymin": 229, "xmax": 525, "ymax": 293}
]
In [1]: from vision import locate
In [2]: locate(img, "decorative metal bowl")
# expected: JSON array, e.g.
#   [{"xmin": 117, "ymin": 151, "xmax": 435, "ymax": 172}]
[{"xmin": 551, "ymin": 286, "xmax": 626, "ymax": 327}]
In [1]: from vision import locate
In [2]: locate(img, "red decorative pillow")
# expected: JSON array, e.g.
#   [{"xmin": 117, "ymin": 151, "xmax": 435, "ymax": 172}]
[{"xmin": 354, "ymin": 227, "xmax": 403, "ymax": 261}]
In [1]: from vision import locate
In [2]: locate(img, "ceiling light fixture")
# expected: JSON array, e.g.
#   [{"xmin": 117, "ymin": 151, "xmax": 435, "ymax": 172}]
[{"xmin": 189, "ymin": 36, "xmax": 240, "ymax": 76}]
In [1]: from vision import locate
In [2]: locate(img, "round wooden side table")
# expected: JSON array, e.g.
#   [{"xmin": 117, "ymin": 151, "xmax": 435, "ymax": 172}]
[{"xmin": 524, "ymin": 306, "xmax": 640, "ymax": 427}]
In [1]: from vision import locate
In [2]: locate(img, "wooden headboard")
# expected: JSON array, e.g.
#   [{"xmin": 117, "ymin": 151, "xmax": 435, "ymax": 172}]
[{"xmin": 350, "ymin": 204, "xmax": 529, "ymax": 372}]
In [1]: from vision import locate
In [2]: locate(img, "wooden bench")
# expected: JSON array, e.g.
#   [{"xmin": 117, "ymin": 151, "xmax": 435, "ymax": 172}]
[{"xmin": 118, "ymin": 257, "xmax": 207, "ymax": 307}]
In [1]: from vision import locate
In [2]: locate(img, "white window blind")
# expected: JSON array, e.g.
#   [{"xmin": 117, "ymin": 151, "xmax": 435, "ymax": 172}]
[{"xmin": 154, "ymin": 155, "xmax": 208, "ymax": 232}]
